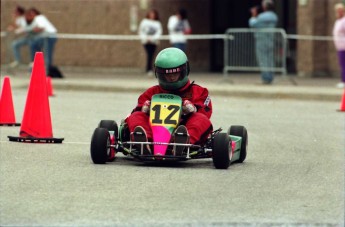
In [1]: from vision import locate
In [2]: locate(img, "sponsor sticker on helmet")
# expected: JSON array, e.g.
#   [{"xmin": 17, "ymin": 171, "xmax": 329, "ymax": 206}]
[{"xmin": 165, "ymin": 68, "xmax": 181, "ymax": 73}]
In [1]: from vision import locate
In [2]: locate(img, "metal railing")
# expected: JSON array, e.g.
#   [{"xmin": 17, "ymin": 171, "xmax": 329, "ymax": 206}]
[
  {"xmin": 223, "ymin": 28, "xmax": 287, "ymax": 76},
  {"xmin": 0, "ymin": 30, "xmax": 338, "ymax": 83}
]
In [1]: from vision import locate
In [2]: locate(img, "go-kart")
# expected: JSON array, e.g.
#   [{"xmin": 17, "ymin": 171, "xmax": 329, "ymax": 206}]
[{"xmin": 90, "ymin": 94, "xmax": 248, "ymax": 169}]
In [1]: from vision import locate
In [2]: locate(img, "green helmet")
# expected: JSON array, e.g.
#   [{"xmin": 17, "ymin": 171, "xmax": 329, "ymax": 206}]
[{"xmin": 154, "ymin": 48, "xmax": 190, "ymax": 91}]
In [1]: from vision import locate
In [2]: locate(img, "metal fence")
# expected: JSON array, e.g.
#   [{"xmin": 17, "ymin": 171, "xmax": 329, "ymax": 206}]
[{"xmin": 223, "ymin": 28, "xmax": 287, "ymax": 76}]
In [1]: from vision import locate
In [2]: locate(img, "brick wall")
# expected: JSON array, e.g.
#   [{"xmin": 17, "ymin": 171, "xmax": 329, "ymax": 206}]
[
  {"xmin": 1, "ymin": 0, "xmax": 341, "ymax": 76},
  {"xmin": 1, "ymin": 0, "xmax": 211, "ymax": 71},
  {"xmin": 297, "ymin": 0, "xmax": 339, "ymax": 77}
]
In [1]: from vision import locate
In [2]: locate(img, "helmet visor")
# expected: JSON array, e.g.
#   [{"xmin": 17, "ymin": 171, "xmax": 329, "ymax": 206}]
[{"xmin": 155, "ymin": 64, "xmax": 187, "ymax": 82}]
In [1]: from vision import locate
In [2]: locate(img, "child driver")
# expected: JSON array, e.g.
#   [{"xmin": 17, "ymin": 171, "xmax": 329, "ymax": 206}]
[{"xmin": 126, "ymin": 47, "xmax": 213, "ymax": 155}]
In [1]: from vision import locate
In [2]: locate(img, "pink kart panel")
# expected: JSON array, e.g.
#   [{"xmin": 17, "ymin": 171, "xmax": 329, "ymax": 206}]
[{"xmin": 151, "ymin": 125, "xmax": 171, "ymax": 155}]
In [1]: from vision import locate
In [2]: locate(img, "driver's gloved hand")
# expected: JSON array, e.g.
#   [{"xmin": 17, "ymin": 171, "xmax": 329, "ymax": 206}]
[
  {"xmin": 141, "ymin": 100, "xmax": 151, "ymax": 114},
  {"xmin": 182, "ymin": 100, "xmax": 196, "ymax": 115}
]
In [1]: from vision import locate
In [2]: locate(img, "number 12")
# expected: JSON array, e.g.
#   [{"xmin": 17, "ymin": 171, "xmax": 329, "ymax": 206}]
[{"xmin": 152, "ymin": 104, "xmax": 180, "ymax": 124}]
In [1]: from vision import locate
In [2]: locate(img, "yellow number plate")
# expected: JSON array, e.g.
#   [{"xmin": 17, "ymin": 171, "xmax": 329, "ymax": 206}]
[{"xmin": 149, "ymin": 94, "xmax": 182, "ymax": 129}]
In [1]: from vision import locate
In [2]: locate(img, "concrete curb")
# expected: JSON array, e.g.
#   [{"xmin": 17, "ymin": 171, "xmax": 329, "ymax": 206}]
[
  {"xmin": 4, "ymin": 69, "xmax": 342, "ymax": 102},
  {"xmin": 43, "ymin": 83, "xmax": 341, "ymax": 102}
]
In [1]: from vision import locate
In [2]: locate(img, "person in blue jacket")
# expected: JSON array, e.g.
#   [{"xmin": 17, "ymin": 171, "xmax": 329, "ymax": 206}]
[{"xmin": 249, "ymin": 0, "xmax": 278, "ymax": 84}]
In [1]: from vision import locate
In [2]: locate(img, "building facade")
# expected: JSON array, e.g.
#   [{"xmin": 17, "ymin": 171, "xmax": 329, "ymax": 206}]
[{"xmin": 0, "ymin": 0, "xmax": 341, "ymax": 77}]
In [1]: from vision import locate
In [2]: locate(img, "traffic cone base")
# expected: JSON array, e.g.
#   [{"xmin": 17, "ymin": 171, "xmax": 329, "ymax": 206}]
[
  {"xmin": 0, "ymin": 123, "xmax": 21, "ymax": 126},
  {"xmin": 8, "ymin": 135, "xmax": 64, "ymax": 143},
  {"xmin": 0, "ymin": 76, "xmax": 20, "ymax": 126},
  {"xmin": 8, "ymin": 52, "xmax": 63, "ymax": 143}
]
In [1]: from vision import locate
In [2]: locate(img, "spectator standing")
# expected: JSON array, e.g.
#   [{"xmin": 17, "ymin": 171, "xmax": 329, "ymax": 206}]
[
  {"xmin": 8, "ymin": 6, "xmax": 32, "ymax": 68},
  {"xmin": 167, "ymin": 9, "xmax": 192, "ymax": 52},
  {"xmin": 249, "ymin": 0, "xmax": 278, "ymax": 84},
  {"xmin": 138, "ymin": 9, "xmax": 162, "ymax": 76},
  {"xmin": 333, "ymin": 3, "xmax": 345, "ymax": 89},
  {"xmin": 23, "ymin": 8, "xmax": 57, "ymax": 72}
]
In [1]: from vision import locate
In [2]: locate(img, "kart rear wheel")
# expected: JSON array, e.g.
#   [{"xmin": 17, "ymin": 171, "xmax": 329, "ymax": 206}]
[
  {"xmin": 98, "ymin": 120, "xmax": 118, "ymax": 138},
  {"xmin": 212, "ymin": 133, "xmax": 231, "ymax": 169},
  {"xmin": 90, "ymin": 128, "xmax": 110, "ymax": 164},
  {"xmin": 229, "ymin": 125, "xmax": 248, "ymax": 163},
  {"xmin": 99, "ymin": 120, "xmax": 118, "ymax": 161}
]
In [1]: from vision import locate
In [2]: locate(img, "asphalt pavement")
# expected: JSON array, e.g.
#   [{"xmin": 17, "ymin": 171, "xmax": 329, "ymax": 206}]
[
  {"xmin": 0, "ymin": 67, "xmax": 344, "ymax": 226},
  {"xmin": 1, "ymin": 66, "xmax": 343, "ymax": 102},
  {"xmin": 0, "ymin": 91, "xmax": 343, "ymax": 226}
]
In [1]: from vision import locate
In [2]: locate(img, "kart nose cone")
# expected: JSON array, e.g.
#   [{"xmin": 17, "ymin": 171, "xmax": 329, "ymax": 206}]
[{"xmin": 151, "ymin": 126, "xmax": 171, "ymax": 156}]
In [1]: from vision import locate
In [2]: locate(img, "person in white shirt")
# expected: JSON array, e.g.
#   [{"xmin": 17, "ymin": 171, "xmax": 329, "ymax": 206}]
[
  {"xmin": 167, "ymin": 9, "xmax": 191, "ymax": 52},
  {"xmin": 138, "ymin": 9, "xmax": 162, "ymax": 76},
  {"xmin": 7, "ymin": 6, "xmax": 32, "ymax": 67},
  {"xmin": 24, "ymin": 8, "xmax": 57, "ymax": 71},
  {"xmin": 7, "ymin": 6, "xmax": 27, "ymax": 32},
  {"xmin": 333, "ymin": 3, "xmax": 345, "ymax": 88}
]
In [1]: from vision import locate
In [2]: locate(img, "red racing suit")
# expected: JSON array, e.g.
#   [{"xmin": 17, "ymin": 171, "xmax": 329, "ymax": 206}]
[{"xmin": 126, "ymin": 80, "xmax": 213, "ymax": 144}]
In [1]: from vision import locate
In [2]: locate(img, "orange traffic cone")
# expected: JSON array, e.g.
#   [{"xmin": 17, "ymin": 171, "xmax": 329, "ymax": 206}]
[
  {"xmin": 338, "ymin": 89, "xmax": 345, "ymax": 112},
  {"xmin": 0, "ymin": 76, "xmax": 20, "ymax": 126},
  {"xmin": 46, "ymin": 76, "xmax": 54, "ymax": 97},
  {"xmin": 8, "ymin": 52, "xmax": 63, "ymax": 143}
]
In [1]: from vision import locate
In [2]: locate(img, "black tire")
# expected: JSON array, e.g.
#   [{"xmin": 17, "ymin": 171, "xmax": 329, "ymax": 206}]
[
  {"xmin": 229, "ymin": 125, "xmax": 248, "ymax": 163},
  {"xmin": 90, "ymin": 128, "xmax": 110, "ymax": 164},
  {"xmin": 98, "ymin": 120, "xmax": 118, "ymax": 138},
  {"xmin": 212, "ymin": 133, "xmax": 231, "ymax": 169}
]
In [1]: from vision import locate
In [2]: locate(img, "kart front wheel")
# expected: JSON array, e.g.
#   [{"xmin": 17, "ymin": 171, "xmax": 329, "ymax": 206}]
[
  {"xmin": 212, "ymin": 133, "xmax": 231, "ymax": 169},
  {"xmin": 90, "ymin": 127, "xmax": 110, "ymax": 164},
  {"xmin": 229, "ymin": 125, "xmax": 248, "ymax": 163}
]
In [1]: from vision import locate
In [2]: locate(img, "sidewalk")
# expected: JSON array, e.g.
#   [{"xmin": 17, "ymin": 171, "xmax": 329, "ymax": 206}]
[{"xmin": 1, "ymin": 67, "xmax": 342, "ymax": 102}]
